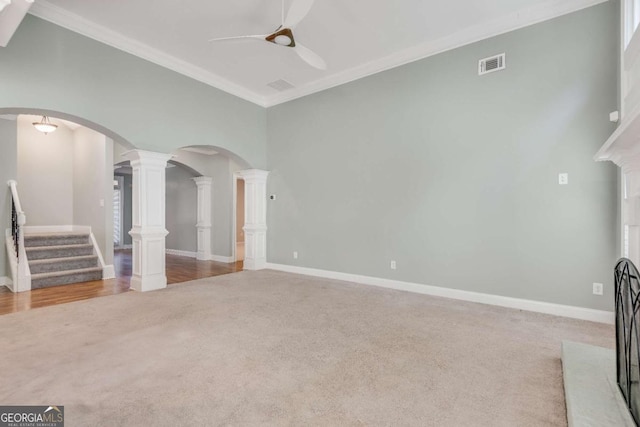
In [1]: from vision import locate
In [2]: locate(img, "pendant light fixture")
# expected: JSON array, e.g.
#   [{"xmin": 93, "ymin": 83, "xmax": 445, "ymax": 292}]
[{"xmin": 32, "ymin": 116, "xmax": 58, "ymax": 135}]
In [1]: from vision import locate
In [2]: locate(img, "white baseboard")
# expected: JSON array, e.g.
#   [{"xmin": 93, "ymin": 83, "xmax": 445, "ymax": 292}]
[
  {"xmin": 0, "ymin": 276, "xmax": 12, "ymax": 289},
  {"xmin": 211, "ymin": 255, "xmax": 233, "ymax": 263},
  {"xmin": 115, "ymin": 245, "xmax": 133, "ymax": 250},
  {"xmin": 265, "ymin": 263, "xmax": 615, "ymax": 325},
  {"xmin": 102, "ymin": 265, "xmax": 115, "ymax": 279},
  {"xmin": 166, "ymin": 249, "xmax": 197, "ymax": 258}
]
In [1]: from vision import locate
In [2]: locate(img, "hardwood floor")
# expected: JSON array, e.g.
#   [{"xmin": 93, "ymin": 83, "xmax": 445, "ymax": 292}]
[{"xmin": 0, "ymin": 250, "xmax": 242, "ymax": 315}]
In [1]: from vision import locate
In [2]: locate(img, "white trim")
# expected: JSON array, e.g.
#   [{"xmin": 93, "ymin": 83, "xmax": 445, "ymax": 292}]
[
  {"xmin": 102, "ymin": 265, "xmax": 115, "ymax": 279},
  {"xmin": 28, "ymin": 1, "xmax": 268, "ymax": 107},
  {"xmin": 0, "ymin": 0, "xmax": 34, "ymax": 48},
  {"xmin": 211, "ymin": 255, "xmax": 234, "ymax": 263},
  {"xmin": 164, "ymin": 249, "xmax": 235, "ymax": 262},
  {"xmin": 265, "ymin": 263, "xmax": 615, "ymax": 324},
  {"xmin": 232, "ymin": 172, "xmax": 241, "ymax": 263},
  {"xmin": 166, "ymin": 249, "xmax": 197, "ymax": 258},
  {"xmin": 28, "ymin": 0, "xmax": 606, "ymax": 108},
  {"xmin": 115, "ymin": 244, "xmax": 133, "ymax": 250},
  {"xmin": 114, "ymin": 175, "xmax": 124, "ymax": 247},
  {"xmin": 0, "ymin": 276, "xmax": 12, "ymax": 289}
]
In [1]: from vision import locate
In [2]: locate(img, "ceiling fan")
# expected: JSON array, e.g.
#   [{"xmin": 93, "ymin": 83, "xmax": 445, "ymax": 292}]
[{"xmin": 209, "ymin": 0, "xmax": 326, "ymax": 70}]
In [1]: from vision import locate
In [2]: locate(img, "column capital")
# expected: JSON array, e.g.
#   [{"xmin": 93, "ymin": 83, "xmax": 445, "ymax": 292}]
[
  {"xmin": 121, "ymin": 149, "xmax": 173, "ymax": 167},
  {"xmin": 192, "ymin": 176, "xmax": 213, "ymax": 186},
  {"xmin": 237, "ymin": 169, "xmax": 269, "ymax": 181}
]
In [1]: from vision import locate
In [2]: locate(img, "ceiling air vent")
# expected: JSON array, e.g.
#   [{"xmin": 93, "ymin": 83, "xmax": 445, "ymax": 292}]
[
  {"xmin": 267, "ymin": 79, "xmax": 295, "ymax": 92},
  {"xmin": 478, "ymin": 53, "xmax": 506, "ymax": 76}
]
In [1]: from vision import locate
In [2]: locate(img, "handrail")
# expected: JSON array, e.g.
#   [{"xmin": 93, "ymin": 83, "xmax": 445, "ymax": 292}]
[
  {"xmin": 7, "ymin": 180, "xmax": 26, "ymax": 260},
  {"xmin": 7, "ymin": 180, "xmax": 25, "ymax": 224},
  {"xmin": 5, "ymin": 180, "xmax": 30, "ymax": 291}
]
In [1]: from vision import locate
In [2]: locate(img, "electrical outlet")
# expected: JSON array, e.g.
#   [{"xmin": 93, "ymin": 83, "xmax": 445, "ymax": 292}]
[
  {"xmin": 390, "ymin": 260, "xmax": 397, "ymax": 270},
  {"xmin": 593, "ymin": 282, "xmax": 603, "ymax": 296},
  {"xmin": 293, "ymin": 251, "xmax": 298, "ymax": 259}
]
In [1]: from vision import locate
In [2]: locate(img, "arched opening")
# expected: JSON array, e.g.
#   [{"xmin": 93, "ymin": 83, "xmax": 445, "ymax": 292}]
[
  {"xmin": 170, "ymin": 146, "xmax": 254, "ymax": 265},
  {"xmin": 0, "ymin": 110, "xmax": 130, "ymax": 292},
  {"xmin": 1, "ymin": 108, "xmax": 268, "ymax": 299},
  {"xmin": 0, "ymin": 108, "xmax": 136, "ymax": 150}
]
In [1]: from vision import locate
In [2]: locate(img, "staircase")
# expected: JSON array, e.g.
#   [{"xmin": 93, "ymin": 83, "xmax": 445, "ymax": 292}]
[{"xmin": 24, "ymin": 232, "xmax": 102, "ymax": 289}]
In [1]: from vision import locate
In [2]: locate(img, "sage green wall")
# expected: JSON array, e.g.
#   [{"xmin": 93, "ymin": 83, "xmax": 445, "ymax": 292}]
[
  {"xmin": 0, "ymin": 118, "xmax": 17, "ymax": 279},
  {"xmin": 0, "ymin": 15, "xmax": 266, "ymax": 168},
  {"xmin": 266, "ymin": 3, "xmax": 619, "ymax": 311}
]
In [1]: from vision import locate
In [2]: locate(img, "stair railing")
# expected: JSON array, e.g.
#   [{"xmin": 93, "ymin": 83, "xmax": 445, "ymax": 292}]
[{"xmin": 6, "ymin": 180, "xmax": 30, "ymax": 292}]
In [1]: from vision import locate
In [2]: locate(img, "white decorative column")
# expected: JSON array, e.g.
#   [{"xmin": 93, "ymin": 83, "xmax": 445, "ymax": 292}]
[
  {"xmin": 192, "ymin": 176, "xmax": 212, "ymax": 261},
  {"xmin": 237, "ymin": 169, "xmax": 269, "ymax": 270},
  {"xmin": 122, "ymin": 150, "xmax": 172, "ymax": 292}
]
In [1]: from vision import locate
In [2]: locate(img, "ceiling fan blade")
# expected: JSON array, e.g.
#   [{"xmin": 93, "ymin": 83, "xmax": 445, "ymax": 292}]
[
  {"xmin": 283, "ymin": 0, "xmax": 316, "ymax": 29},
  {"xmin": 208, "ymin": 34, "xmax": 267, "ymax": 43},
  {"xmin": 293, "ymin": 43, "xmax": 326, "ymax": 70}
]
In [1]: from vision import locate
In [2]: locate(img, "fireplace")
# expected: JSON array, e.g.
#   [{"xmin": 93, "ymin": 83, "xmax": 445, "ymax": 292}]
[{"xmin": 615, "ymin": 258, "xmax": 640, "ymax": 426}]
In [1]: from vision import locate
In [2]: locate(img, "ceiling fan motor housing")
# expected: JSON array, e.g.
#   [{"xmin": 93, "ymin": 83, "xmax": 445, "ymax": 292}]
[{"xmin": 267, "ymin": 27, "xmax": 296, "ymax": 47}]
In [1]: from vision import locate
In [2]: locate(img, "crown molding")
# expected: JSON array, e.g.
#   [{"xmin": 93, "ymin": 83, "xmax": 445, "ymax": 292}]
[
  {"xmin": 29, "ymin": 0, "xmax": 608, "ymax": 109},
  {"xmin": 28, "ymin": 1, "xmax": 269, "ymax": 107},
  {"xmin": 264, "ymin": 0, "xmax": 609, "ymax": 107}
]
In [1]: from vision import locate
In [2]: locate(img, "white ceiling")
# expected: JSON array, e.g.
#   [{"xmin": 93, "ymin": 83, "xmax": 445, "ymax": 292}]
[{"xmin": 26, "ymin": 0, "xmax": 605, "ymax": 107}]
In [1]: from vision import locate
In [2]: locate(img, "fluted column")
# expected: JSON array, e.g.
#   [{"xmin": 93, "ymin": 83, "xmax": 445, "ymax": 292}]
[
  {"xmin": 237, "ymin": 169, "xmax": 269, "ymax": 270},
  {"xmin": 192, "ymin": 176, "xmax": 212, "ymax": 261},
  {"xmin": 122, "ymin": 149, "xmax": 172, "ymax": 292}
]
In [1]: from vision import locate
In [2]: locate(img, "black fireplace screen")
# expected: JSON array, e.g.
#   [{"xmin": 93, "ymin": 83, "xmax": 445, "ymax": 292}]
[{"xmin": 615, "ymin": 258, "xmax": 640, "ymax": 426}]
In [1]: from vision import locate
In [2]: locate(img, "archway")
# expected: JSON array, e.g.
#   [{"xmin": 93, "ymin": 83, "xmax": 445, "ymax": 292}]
[
  {"xmin": 1, "ymin": 108, "xmax": 269, "ymax": 293},
  {"xmin": 170, "ymin": 146, "xmax": 269, "ymax": 270},
  {"xmin": 0, "ymin": 110, "xmax": 132, "ymax": 291}
]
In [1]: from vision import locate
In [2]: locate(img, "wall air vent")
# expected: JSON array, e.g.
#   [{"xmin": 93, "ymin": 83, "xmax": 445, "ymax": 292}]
[
  {"xmin": 267, "ymin": 79, "xmax": 295, "ymax": 92},
  {"xmin": 478, "ymin": 53, "xmax": 506, "ymax": 76}
]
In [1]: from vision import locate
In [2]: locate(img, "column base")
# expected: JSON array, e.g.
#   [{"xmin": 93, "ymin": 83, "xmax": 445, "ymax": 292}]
[
  {"xmin": 243, "ymin": 258, "xmax": 267, "ymax": 270},
  {"xmin": 130, "ymin": 274, "xmax": 167, "ymax": 292},
  {"xmin": 129, "ymin": 227, "xmax": 169, "ymax": 292}
]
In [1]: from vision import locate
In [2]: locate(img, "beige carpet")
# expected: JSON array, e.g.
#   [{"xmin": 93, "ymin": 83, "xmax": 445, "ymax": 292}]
[{"xmin": 0, "ymin": 270, "xmax": 613, "ymax": 426}]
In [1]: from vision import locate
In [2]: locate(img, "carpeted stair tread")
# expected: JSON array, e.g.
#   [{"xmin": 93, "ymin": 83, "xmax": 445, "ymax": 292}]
[
  {"xmin": 24, "ymin": 232, "xmax": 90, "ymax": 248},
  {"xmin": 26, "ymin": 244, "xmax": 94, "ymax": 260},
  {"xmin": 24, "ymin": 231, "xmax": 89, "ymax": 238},
  {"xmin": 31, "ymin": 267, "xmax": 103, "ymax": 289},
  {"xmin": 23, "ymin": 230, "xmax": 103, "ymax": 288},
  {"xmin": 31, "ymin": 266, "xmax": 103, "ymax": 279},
  {"xmin": 29, "ymin": 255, "xmax": 99, "ymax": 274}
]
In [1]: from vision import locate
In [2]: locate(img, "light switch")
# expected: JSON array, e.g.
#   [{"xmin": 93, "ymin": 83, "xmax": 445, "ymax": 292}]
[
  {"xmin": 558, "ymin": 173, "xmax": 568, "ymax": 185},
  {"xmin": 99, "ymin": 199, "xmax": 104, "ymax": 207}
]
